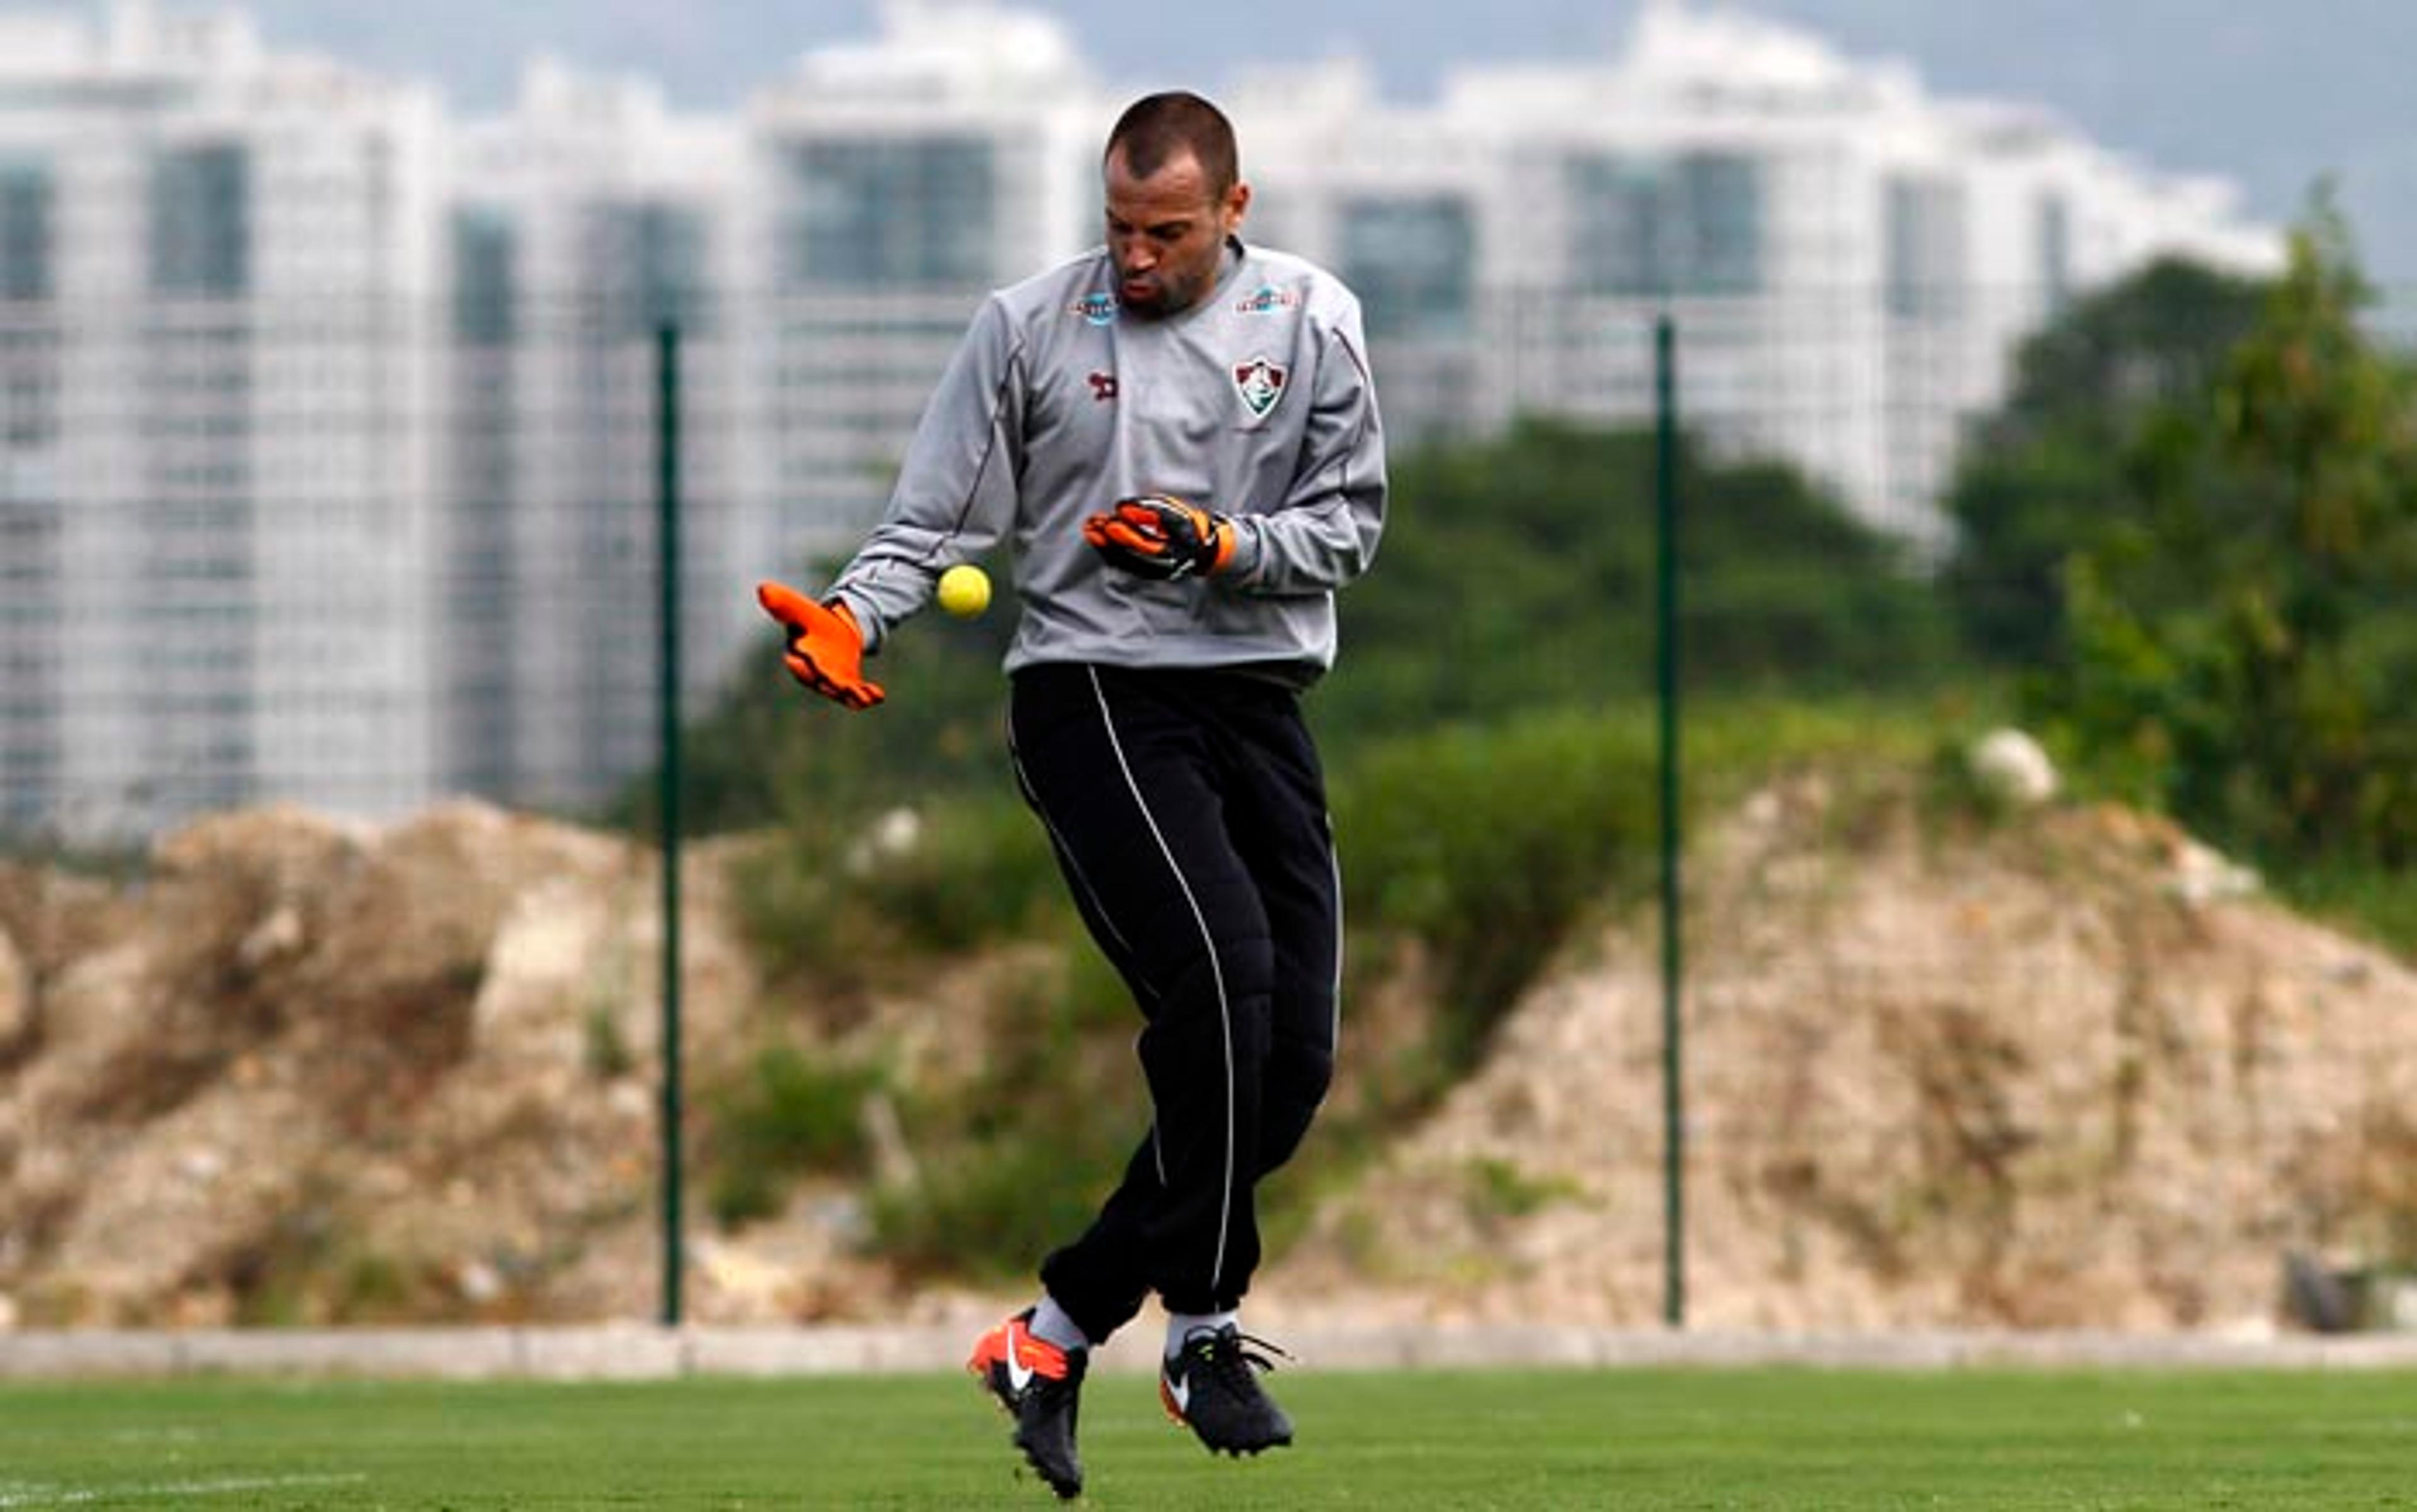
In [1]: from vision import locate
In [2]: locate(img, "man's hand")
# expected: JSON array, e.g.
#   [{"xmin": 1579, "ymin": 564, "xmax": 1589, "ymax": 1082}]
[
  {"xmin": 1082, "ymin": 494, "xmax": 1236, "ymax": 581},
  {"xmin": 755, "ymin": 581, "xmax": 885, "ymax": 710}
]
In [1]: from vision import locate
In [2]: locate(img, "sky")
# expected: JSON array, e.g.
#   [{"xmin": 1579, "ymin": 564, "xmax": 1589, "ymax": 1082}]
[{"xmin": 191, "ymin": 0, "xmax": 2417, "ymax": 276}]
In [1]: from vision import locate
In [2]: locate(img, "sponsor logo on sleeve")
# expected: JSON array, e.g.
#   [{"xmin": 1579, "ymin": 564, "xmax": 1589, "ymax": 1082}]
[
  {"xmin": 1234, "ymin": 284, "xmax": 1300, "ymax": 315},
  {"xmin": 1068, "ymin": 291, "xmax": 1119, "ymax": 325},
  {"xmin": 1232, "ymin": 355, "xmax": 1288, "ymax": 419}
]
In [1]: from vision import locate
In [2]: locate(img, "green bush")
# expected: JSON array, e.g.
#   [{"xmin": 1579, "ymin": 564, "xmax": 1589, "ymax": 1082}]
[
  {"xmin": 852, "ymin": 798, "xmax": 1063, "ymax": 957},
  {"xmin": 1332, "ymin": 708, "xmax": 1660, "ymax": 1068},
  {"xmin": 614, "ymin": 556, "xmax": 1019, "ymax": 840},
  {"xmin": 731, "ymin": 694, "xmax": 2002, "ymax": 1282},
  {"xmin": 655, "ymin": 422, "xmax": 1964, "ymax": 842},
  {"xmin": 1317, "ymin": 419, "xmax": 1959, "ymax": 753},
  {"xmin": 867, "ymin": 1134, "xmax": 1125, "ymax": 1284},
  {"xmin": 2273, "ymin": 862, "xmax": 2417, "ymax": 961},
  {"xmin": 732, "ymin": 789, "xmax": 1060, "ymax": 992},
  {"xmin": 703, "ymin": 1047, "xmax": 888, "ymax": 1229},
  {"xmin": 862, "ymin": 954, "xmax": 1144, "ymax": 1277}
]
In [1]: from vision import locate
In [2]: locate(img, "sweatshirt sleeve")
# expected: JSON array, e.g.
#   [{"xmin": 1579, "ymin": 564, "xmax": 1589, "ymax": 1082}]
[
  {"xmin": 825, "ymin": 295, "xmax": 1025, "ymax": 652},
  {"xmin": 1224, "ymin": 302, "xmax": 1387, "ymax": 596}
]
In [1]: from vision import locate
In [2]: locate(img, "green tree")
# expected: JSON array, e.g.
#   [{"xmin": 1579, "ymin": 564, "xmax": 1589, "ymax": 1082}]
[
  {"xmin": 614, "ymin": 560, "xmax": 1020, "ymax": 838},
  {"xmin": 1943, "ymin": 257, "xmax": 2268, "ymax": 667},
  {"xmin": 2041, "ymin": 201, "xmax": 2417, "ymax": 864},
  {"xmin": 662, "ymin": 422, "xmax": 1959, "ymax": 832},
  {"xmin": 1321, "ymin": 419, "xmax": 1956, "ymax": 745}
]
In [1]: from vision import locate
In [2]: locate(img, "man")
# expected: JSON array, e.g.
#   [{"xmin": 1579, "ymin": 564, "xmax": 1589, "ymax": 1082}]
[{"xmin": 756, "ymin": 91, "xmax": 1385, "ymax": 1500}]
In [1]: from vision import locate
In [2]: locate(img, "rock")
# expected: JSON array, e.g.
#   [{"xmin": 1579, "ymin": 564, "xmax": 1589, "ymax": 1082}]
[
  {"xmin": 234, "ymin": 904, "xmax": 307, "ymax": 972},
  {"xmin": 150, "ymin": 804, "xmax": 375, "ymax": 891},
  {"xmin": 454, "ymin": 1259, "xmax": 504, "ymax": 1305},
  {"xmin": 1968, "ymin": 727, "xmax": 2058, "ymax": 806},
  {"xmin": 846, "ymin": 806, "xmax": 923, "ymax": 874},
  {"xmin": 2166, "ymin": 837, "xmax": 2261, "ymax": 905},
  {"xmin": 0, "ymin": 926, "xmax": 26, "ymax": 1047}
]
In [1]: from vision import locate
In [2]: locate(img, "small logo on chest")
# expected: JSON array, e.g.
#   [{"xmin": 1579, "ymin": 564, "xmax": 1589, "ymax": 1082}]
[
  {"xmin": 1087, "ymin": 371, "xmax": 1119, "ymax": 403},
  {"xmin": 1231, "ymin": 356, "xmax": 1288, "ymax": 419}
]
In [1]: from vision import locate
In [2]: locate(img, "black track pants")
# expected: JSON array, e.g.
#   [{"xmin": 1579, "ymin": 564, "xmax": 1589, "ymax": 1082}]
[{"xmin": 1008, "ymin": 663, "xmax": 1341, "ymax": 1343}]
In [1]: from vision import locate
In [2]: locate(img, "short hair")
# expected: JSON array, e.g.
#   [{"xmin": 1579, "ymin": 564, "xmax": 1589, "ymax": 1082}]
[{"xmin": 1104, "ymin": 92, "xmax": 1239, "ymax": 200}]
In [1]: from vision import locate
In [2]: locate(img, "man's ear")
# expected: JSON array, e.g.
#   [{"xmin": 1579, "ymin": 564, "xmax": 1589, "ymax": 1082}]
[{"xmin": 1224, "ymin": 181, "xmax": 1252, "ymax": 235}]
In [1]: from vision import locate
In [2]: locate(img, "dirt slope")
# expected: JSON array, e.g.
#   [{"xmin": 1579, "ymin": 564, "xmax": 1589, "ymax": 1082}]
[
  {"xmin": 1267, "ymin": 776, "xmax": 2417, "ymax": 1333},
  {"xmin": 4, "ymin": 781, "xmax": 2412, "ymax": 1332}
]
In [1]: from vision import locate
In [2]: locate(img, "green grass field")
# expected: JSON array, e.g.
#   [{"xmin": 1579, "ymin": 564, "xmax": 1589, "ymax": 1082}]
[{"xmin": 3, "ymin": 1365, "xmax": 2413, "ymax": 1509}]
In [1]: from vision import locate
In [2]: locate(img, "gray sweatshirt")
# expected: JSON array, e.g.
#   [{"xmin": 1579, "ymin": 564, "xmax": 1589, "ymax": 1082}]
[{"xmin": 825, "ymin": 239, "xmax": 1387, "ymax": 683}]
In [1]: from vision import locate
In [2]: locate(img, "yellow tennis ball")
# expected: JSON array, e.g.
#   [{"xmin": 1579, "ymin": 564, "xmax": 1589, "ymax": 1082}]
[{"xmin": 937, "ymin": 563, "xmax": 991, "ymax": 618}]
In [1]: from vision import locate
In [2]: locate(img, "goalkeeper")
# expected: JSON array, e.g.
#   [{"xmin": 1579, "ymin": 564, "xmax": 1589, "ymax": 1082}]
[{"xmin": 757, "ymin": 89, "xmax": 1385, "ymax": 1499}]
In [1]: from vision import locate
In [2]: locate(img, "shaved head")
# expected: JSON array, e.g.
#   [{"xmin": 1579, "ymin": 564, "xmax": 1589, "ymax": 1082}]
[{"xmin": 1104, "ymin": 91, "xmax": 1239, "ymax": 202}]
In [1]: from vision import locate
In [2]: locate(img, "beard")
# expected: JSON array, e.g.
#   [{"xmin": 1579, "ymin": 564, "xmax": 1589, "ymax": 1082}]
[{"xmin": 1117, "ymin": 261, "xmax": 1214, "ymax": 320}]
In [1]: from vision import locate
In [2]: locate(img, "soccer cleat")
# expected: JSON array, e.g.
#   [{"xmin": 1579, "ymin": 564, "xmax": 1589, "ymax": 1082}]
[
  {"xmin": 1159, "ymin": 1323, "xmax": 1295, "ymax": 1457},
  {"xmin": 967, "ymin": 1309, "xmax": 1088, "ymax": 1499}
]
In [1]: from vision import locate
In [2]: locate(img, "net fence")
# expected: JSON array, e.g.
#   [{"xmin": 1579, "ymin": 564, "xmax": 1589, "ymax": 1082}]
[{"xmin": 3, "ymin": 271, "xmax": 2413, "ymax": 1331}]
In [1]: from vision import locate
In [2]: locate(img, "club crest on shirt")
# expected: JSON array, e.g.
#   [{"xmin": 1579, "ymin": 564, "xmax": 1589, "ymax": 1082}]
[{"xmin": 1232, "ymin": 355, "xmax": 1288, "ymax": 419}]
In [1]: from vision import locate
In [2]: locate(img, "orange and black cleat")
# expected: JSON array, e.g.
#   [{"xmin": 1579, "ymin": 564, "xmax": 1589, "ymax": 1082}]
[{"xmin": 967, "ymin": 1309, "xmax": 1089, "ymax": 1499}]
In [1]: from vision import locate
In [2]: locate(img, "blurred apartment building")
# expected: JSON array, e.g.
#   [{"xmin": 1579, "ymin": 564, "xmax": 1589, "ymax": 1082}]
[
  {"xmin": 441, "ymin": 63, "xmax": 741, "ymax": 810},
  {"xmin": 0, "ymin": 0, "xmax": 2278, "ymax": 840},
  {"xmin": 1235, "ymin": 4, "xmax": 2279, "ymax": 545},
  {"xmin": 0, "ymin": 1, "xmax": 443, "ymax": 837}
]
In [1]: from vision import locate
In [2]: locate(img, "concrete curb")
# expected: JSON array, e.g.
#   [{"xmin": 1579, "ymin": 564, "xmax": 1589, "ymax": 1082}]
[{"xmin": 7, "ymin": 1325, "xmax": 2417, "ymax": 1380}]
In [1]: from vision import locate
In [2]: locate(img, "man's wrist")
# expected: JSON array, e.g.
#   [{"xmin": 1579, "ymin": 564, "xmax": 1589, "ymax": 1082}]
[
  {"xmin": 1211, "ymin": 516, "xmax": 1254, "ymax": 580},
  {"xmin": 828, "ymin": 590, "xmax": 878, "ymax": 653}
]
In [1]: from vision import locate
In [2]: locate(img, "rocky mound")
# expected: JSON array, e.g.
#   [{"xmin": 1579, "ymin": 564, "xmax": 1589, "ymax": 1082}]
[
  {"xmin": 4, "ymin": 777, "xmax": 2413, "ymax": 1334},
  {"xmin": 1266, "ymin": 776, "xmax": 2417, "ymax": 1333},
  {"xmin": 0, "ymin": 803, "xmax": 767, "ymax": 1327}
]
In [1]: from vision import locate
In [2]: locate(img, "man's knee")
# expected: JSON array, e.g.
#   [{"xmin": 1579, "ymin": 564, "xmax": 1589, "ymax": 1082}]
[
  {"xmin": 1132, "ymin": 930, "xmax": 1274, "ymax": 1025},
  {"xmin": 1257, "ymin": 1030, "xmax": 1334, "ymax": 1173}
]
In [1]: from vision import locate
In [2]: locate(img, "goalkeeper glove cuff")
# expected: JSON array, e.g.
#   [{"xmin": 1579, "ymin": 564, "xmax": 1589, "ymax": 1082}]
[{"xmin": 1082, "ymin": 494, "xmax": 1236, "ymax": 581}]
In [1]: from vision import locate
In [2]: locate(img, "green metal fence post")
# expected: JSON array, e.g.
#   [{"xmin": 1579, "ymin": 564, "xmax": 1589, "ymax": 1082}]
[
  {"xmin": 655, "ymin": 322, "xmax": 686, "ymax": 1329},
  {"xmin": 1654, "ymin": 313, "xmax": 1686, "ymax": 1329}
]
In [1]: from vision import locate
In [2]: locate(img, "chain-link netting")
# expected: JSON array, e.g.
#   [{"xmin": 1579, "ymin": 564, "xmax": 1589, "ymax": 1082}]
[{"xmin": 4, "ymin": 269, "xmax": 2414, "ymax": 1331}]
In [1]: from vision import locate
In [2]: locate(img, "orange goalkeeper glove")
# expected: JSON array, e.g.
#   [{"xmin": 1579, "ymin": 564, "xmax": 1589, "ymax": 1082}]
[
  {"xmin": 1081, "ymin": 494, "xmax": 1236, "ymax": 581},
  {"xmin": 755, "ymin": 581, "xmax": 885, "ymax": 711}
]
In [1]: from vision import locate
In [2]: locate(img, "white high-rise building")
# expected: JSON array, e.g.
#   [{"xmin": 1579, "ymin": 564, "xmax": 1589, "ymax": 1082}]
[
  {"xmin": 441, "ymin": 60, "xmax": 742, "ymax": 809},
  {"xmin": 740, "ymin": 0, "xmax": 1105, "ymax": 570},
  {"xmin": 717, "ymin": 1, "xmax": 2278, "ymax": 560},
  {"xmin": 0, "ymin": 0, "xmax": 442, "ymax": 838},
  {"xmin": 0, "ymin": 0, "xmax": 2281, "ymax": 840},
  {"xmin": 1233, "ymin": 2, "xmax": 2281, "ymax": 550}
]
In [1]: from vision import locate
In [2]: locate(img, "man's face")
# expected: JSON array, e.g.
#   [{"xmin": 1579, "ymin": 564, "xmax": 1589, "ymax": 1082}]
[{"xmin": 1104, "ymin": 146, "xmax": 1249, "ymax": 320}]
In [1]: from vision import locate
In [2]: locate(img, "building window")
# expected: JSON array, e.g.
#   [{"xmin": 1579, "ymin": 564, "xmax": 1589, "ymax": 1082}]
[
  {"xmin": 585, "ymin": 201, "xmax": 707, "ymax": 335},
  {"xmin": 784, "ymin": 137, "xmax": 994, "ymax": 291},
  {"xmin": 1338, "ymin": 195, "xmax": 1475, "ymax": 339},
  {"xmin": 451, "ymin": 207, "xmax": 517, "ymax": 347},
  {"xmin": 1885, "ymin": 174, "xmax": 1967, "ymax": 320},
  {"xmin": 150, "ymin": 144, "xmax": 249, "ymax": 298},
  {"xmin": 1567, "ymin": 150, "xmax": 1762, "ymax": 298},
  {"xmin": 0, "ymin": 162, "xmax": 52, "ymax": 302}
]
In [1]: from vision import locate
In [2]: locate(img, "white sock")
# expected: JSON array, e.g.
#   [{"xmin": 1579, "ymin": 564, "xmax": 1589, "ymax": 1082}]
[
  {"xmin": 1028, "ymin": 1295, "xmax": 1088, "ymax": 1353},
  {"xmin": 1164, "ymin": 1308, "xmax": 1239, "ymax": 1360}
]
